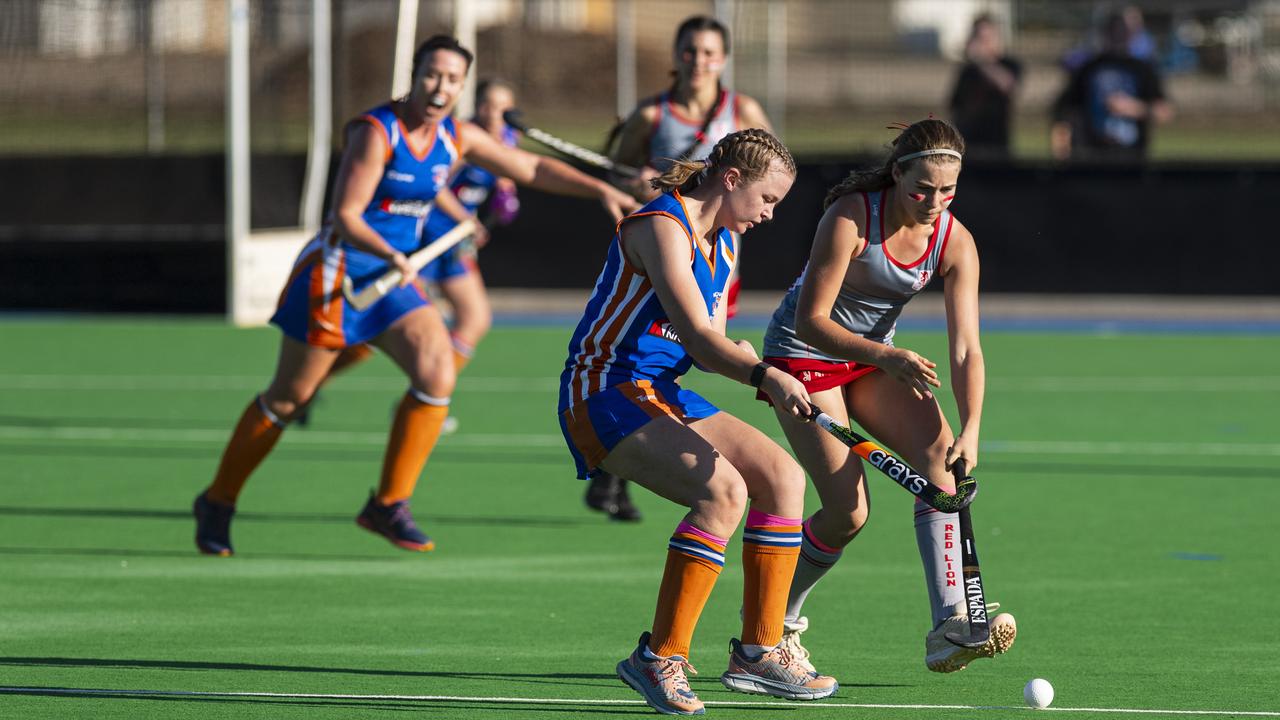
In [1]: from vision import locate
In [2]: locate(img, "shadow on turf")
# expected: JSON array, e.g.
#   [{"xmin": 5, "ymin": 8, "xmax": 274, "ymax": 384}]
[
  {"xmin": 0, "ymin": 441, "xmax": 567, "ymax": 466},
  {"xmin": 0, "ymin": 658, "xmax": 908, "ymax": 693},
  {"xmin": 0, "ymin": 688, "xmax": 659, "ymax": 715},
  {"xmin": 0, "ymin": 505, "xmax": 596, "ymax": 528}
]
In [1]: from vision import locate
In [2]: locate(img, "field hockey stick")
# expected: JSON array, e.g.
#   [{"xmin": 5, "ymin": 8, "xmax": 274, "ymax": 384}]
[
  {"xmin": 502, "ymin": 110, "xmax": 642, "ymax": 178},
  {"xmin": 341, "ymin": 219, "xmax": 476, "ymax": 311},
  {"xmin": 946, "ymin": 460, "xmax": 991, "ymax": 648},
  {"xmin": 807, "ymin": 405, "xmax": 977, "ymax": 513}
]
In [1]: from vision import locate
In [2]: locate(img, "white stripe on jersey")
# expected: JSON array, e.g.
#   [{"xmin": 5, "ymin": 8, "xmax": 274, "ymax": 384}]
[
  {"xmin": 591, "ymin": 279, "xmax": 654, "ymax": 397},
  {"xmin": 572, "ymin": 266, "xmax": 651, "ymax": 402}
]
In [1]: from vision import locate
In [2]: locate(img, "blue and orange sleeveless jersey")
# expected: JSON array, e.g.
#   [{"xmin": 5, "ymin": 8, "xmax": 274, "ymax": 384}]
[
  {"xmin": 271, "ymin": 104, "xmax": 460, "ymax": 348},
  {"xmin": 422, "ymin": 123, "xmax": 518, "ymax": 240},
  {"xmin": 557, "ymin": 191, "xmax": 736, "ymax": 413}
]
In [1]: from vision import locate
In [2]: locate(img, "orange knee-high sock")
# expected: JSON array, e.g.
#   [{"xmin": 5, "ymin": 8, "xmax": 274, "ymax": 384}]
[
  {"xmin": 649, "ymin": 521, "xmax": 728, "ymax": 659},
  {"xmin": 377, "ymin": 389, "xmax": 449, "ymax": 505},
  {"xmin": 450, "ymin": 334, "xmax": 475, "ymax": 374},
  {"xmin": 205, "ymin": 396, "xmax": 286, "ymax": 505},
  {"xmin": 741, "ymin": 509, "xmax": 803, "ymax": 647}
]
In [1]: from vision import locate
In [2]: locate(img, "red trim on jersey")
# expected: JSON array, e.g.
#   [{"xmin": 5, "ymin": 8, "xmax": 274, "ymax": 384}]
[
  {"xmin": 883, "ymin": 197, "xmax": 940, "ymax": 270},
  {"xmin": 663, "ymin": 89, "xmax": 729, "ymax": 129},
  {"xmin": 937, "ymin": 215, "xmax": 956, "ymax": 267},
  {"xmin": 855, "ymin": 192, "xmax": 873, "ymax": 258}
]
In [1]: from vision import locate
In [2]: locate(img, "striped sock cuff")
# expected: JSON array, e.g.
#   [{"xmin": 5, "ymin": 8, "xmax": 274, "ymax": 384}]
[
  {"xmin": 669, "ymin": 522, "xmax": 727, "ymax": 567},
  {"xmin": 408, "ymin": 388, "xmax": 451, "ymax": 406},
  {"xmin": 913, "ymin": 497, "xmax": 940, "ymax": 521},
  {"xmin": 743, "ymin": 509, "xmax": 802, "ymax": 549},
  {"xmin": 800, "ymin": 519, "xmax": 843, "ymax": 569},
  {"xmin": 255, "ymin": 395, "xmax": 286, "ymax": 428},
  {"xmin": 450, "ymin": 334, "xmax": 475, "ymax": 359}
]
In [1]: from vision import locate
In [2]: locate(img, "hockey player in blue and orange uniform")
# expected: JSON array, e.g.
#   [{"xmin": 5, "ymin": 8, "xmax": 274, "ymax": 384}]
[
  {"xmin": 558, "ymin": 129, "xmax": 837, "ymax": 716},
  {"xmin": 593, "ymin": 15, "xmax": 774, "ymax": 518},
  {"xmin": 193, "ymin": 35, "xmax": 635, "ymax": 557},
  {"xmin": 314, "ymin": 79, "xmax": 523, "ymax": 426}
]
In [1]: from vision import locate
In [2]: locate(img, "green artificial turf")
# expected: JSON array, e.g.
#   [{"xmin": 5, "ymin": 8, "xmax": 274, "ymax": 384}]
[{"xmin": 0, "ymin": 319, "xmax": 1276, "ymax": 719}]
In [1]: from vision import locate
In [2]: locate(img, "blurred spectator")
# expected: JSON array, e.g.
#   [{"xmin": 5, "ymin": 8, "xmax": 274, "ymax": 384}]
[
  {"xmin": 1051, "ymin": 10, "xmax": 1174, "ymax": 162},
  {"xmin": 1123, "ymin": 5, "xmax": 1158, "ymax": 61},
  {"xmin": 948, "ymin": 13, "xmax": 1022, "ymax": 159}
]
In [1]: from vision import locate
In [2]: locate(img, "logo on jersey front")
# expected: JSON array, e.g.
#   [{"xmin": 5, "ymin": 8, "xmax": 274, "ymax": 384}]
[
  {"xmin": 911, "ymin": 269, "xmax": 932, "ymax": 291},
  {"xmin": 431, "ymin": 164, "xmax": 451, "ymax": 191},
  {"xmin": 387, "ymin": 170, "xmax": 415, "ymax": 183},
  {"xmin": 647, "ymin": 319, "xmax": 682, "ymax": 344}
]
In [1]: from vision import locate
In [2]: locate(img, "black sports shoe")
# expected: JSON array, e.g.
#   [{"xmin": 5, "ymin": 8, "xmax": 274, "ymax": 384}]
[
  {"xmin": 355, "ymin": 493, "xmax": 435, "ymax": 551},
  {"xmin": 585, "ymin": 472, "xmax": 642, "ymax": 522},
  {"xmin": 193, "ymin": 491, "xmax": 235, "ymax": 556},
  {"xmin": 611, "ymin": 478, "xmax": 643, "ymax": 522}
]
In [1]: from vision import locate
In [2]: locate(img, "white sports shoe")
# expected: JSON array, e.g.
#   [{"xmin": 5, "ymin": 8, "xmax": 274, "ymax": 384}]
[
  {"xmin": 777, "ymin": 616, "xmax": 818, "ymax": 674},
  {"xmin": 924, "ymin": 604, "xmax": 1017, "ymax": 673}
]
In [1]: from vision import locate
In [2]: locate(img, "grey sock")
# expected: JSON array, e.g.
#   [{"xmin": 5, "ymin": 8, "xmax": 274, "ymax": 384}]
[
  {"xmin": 784, "ymin": 520, "xmax": 843, "ymax": 628},
  {"xmin": 914, "ymin": 499, "xmax": 965, "ymax": 628}
]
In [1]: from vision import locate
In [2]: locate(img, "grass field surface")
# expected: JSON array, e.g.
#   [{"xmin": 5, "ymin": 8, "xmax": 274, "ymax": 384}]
[{"xmin": 1, "ymin": 318, "xmax": 1277, "ymax": 719}]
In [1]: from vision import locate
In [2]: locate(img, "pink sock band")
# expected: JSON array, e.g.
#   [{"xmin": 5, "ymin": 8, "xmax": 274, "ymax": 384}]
[
  {"xmin": 746, "ymin": 509, "xmax": 801, "ymax": 528},
  {"xmin": 803, "ymin": 517, "xmax": 842, "ymax": 554},
  {"xmin": 674, "ymin": 521, "xmax": 728, "ymax": 547}
]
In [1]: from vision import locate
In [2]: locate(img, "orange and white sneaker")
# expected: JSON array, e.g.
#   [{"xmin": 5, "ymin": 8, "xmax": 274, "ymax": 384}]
[
  {"xmin": 720, "ymin": 637, "xmax": 838, "ymax": 700},
  {"xmin": 925, "ymin": 604, "xmax": 1017, "ymax": 673},
  {"xmin": 616, "ymin": 632, "xmax": 705, "ymax": 715}
]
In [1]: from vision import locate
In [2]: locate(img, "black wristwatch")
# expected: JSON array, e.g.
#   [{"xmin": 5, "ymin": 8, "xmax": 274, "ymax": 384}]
[{"xmin": 749, "ymin": 362, "xmax": 770, "ymax": 388}]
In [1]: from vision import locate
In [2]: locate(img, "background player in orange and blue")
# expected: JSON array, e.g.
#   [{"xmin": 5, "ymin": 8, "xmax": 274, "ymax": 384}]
[
  {"xmin": 418, "ymin": 78, "xmax": 522, "ymax": 372},
  {"xmin": 192, "ymin": 35, "xmax": 636, "ymax": 558},
  {"xmin": 311, "ymin": 79, "xmax": 523, "ymax": 410}
]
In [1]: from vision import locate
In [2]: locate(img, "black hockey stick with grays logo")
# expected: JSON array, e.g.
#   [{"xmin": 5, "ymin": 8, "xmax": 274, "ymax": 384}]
[
  {"xmin": 948, "ymin": 460, "xmax": 991, "ymax": 648},
  {"xmin": 502, "ymin": 110, "xmax": 641, "ymax": 179},
  {"xmin": 807, "ymin": 405, "xmax": 977, "ymax": 513}
]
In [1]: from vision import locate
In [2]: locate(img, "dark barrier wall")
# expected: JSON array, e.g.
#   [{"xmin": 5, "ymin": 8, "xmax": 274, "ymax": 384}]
[{"xmin": 2, "ymin": 154, "xmax": 1277, "ymax": 313}]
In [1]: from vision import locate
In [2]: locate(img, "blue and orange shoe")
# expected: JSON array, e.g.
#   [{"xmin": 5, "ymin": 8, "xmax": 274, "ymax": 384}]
[
  {"xmin": 355, "ymin": 493, "xmax": 435, "ymax": 552},
  {"xmin": 193, "ymin": 491, "xmax": 235, "ymax": 557}
]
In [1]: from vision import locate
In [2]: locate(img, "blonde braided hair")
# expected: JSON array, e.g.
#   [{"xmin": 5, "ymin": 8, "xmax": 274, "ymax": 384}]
[{"xmin": 651, "ymin": 128, "xmax": 796, "ymax": 195}]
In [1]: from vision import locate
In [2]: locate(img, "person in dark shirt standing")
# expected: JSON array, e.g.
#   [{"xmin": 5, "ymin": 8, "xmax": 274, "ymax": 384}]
[
  {"xmin": 1052, "ymin": 10, "xmax": 1173, "ymax": 162},
  {"xmin": 949, "ymin": 14, "xmax": 1022, "ymax": 160}
]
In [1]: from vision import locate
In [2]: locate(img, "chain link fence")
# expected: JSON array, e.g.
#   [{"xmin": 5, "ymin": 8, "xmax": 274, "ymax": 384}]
[{"xmin": 3, "ymin": 0, "xmax": 1279, "ymax": 159}]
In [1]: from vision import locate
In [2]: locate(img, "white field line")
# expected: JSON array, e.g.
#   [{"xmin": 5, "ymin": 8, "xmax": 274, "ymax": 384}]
[
  {"xmin": 0, "ymin": 374, "xmax": 559, "ymax": 393},
  {"xmin": 0, "ymin": 425, "xmax": 1278, "ymax": 457},
  {"xmin": 1, "ymin": 374, "xmax": 1279, "ymax": 393},
  {"xmin": 0, "ymin": 686, "xmax": 1275, "ymax": 716}
]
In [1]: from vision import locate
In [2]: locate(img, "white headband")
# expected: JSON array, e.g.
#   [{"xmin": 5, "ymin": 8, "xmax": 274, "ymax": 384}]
[{"xmin": 896, "ymin": 148, "xmax": 963, "ymax": 164}]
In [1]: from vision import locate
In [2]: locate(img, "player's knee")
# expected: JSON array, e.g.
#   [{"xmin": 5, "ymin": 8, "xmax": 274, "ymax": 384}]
[
  {"xmin": 697, "ymin": 476, "xmax": 749, "ymax": 528},
  {"xmin": 261, "ymin": 388, "xmax": 311, "ymax": 422}
]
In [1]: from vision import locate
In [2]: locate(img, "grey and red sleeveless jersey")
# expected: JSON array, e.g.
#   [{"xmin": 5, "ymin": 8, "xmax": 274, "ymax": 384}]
[
  {"xmin": 763, "ymin": 190, "xmax": 955, "ymax": 361},
  {"xmin": 648, "ymin": 89, "xmax": 739, "ymax": 172}
]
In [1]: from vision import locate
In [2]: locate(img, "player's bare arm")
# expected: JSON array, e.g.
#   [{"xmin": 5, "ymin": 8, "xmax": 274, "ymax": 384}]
[
  {"xmin": 332, "ymin": 122, "xmax": 415, "ymax": 283},
  {"xmin": 626, "ymin": 216, "xmax": 810, "ymax": 416},
  {"xmin": 940, "ymin": 220, "xmax": 984, "ymax": 470},
  {"xmin": 460, "ymin": 122, "xmax": 637, "ymax": 220},
  {"xmin": 610, "ymin": 103, "xmax": 663, "ymax": 201}
]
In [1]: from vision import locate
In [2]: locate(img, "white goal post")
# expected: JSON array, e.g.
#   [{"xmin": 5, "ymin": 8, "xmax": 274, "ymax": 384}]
[{"xmin": 226, "ymin": 0, "xmax": 332, "ymax": 326}]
